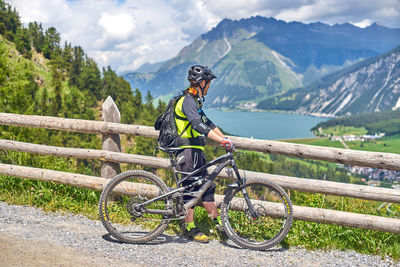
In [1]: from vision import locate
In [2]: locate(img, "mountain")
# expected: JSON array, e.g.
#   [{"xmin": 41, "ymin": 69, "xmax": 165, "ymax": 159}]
[
  {"xmin": 123, "ymin": 72, "xmax": 155, "ymax": 93},
  {"xmin": 133, "ymin": 61, "xmax": 165, "ymax": 73},
  {"xmin": 257, "ymin": 45, "xmax": 400, "ymax": 116},
  {"xmin": 123, "ymin": 16, "xmax": 400, "ymax": 108}
]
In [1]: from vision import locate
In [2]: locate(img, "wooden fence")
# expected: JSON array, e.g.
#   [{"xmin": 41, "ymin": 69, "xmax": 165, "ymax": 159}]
[{"xmin": 0, "ymin": 97, "xmax": 399, "ymax": 233}]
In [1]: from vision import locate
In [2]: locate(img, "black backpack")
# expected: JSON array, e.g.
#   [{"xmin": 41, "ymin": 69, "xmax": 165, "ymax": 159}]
[{"xmin": 154, "ymin": 94, "xmax": 189, "ymax": 148}]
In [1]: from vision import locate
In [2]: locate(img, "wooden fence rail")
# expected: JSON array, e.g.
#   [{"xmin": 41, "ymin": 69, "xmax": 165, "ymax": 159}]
[
  {"xmin": 1, "ymin": 163, "xmax": 399, "ymax": 234},
  {"xmin": 1, "ymin": 112, "xmax": 400, "ymax": 171},
  {"xmin": 0, "ymin": 139, "xmax": 399, "ymax": 204},
  {"xmin": 0, "ymin": 110, "xmax": 399, "ymax": 234}
]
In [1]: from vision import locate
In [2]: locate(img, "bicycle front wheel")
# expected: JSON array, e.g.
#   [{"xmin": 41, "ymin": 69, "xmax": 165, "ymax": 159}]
[
  {"xmin": 99, "ymin": 170, "xmax": 172, "ymax": 244},
  {"xmin": 221, "ymin": 177, "xmax": 293, "ymax": 250}
]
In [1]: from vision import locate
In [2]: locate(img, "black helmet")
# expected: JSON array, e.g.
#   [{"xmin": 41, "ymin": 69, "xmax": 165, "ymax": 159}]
[{"xmin": 188, "ymin": 65, "xmax": 217, "ymax": 82}]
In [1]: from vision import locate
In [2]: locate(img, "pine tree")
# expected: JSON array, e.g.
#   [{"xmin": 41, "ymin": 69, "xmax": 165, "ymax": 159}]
[
  {"xmin": 156, "ymin": 99, "xmax": 166, "ymax": 115},
  {"xmin": 69, "ymin": 46, "xmax": 84, "ymax": 87},
  {"xmin": 62, "ymin": 41, "xmax": 73, "ymax": 74},
  {"xmin": 0, "ymin": 1, "xmax": 22, "ymax": 42},
  {"xmin": 51, "ymin": 64, "xmax": 63, "ymax": 115},
  {"xmin": 15, "ymin": 27, "xmax": 31, "ymax": 57},
  {"xmin": 27, "ymin": 22, "xmax": 44, "ymax": 53},
  {"xmin": 132, "ymin": 88, "xmax": 143, "ymax": 121},
  {"xmin": 77, "ymin": 56, "xmax": 101, "ymax": 103},
  {"xmin": 40, "ymin": 87, "xmax": 49, "ymax": 115},
  {"xmin": 43, "ymin": 27, "xmax": 60, "ymax": 59}
]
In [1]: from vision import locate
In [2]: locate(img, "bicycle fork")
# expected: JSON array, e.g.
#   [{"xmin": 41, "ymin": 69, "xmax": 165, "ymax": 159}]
[{"xmin": 228, "ymin": 161, "xmax": 259, "ymax": 219}]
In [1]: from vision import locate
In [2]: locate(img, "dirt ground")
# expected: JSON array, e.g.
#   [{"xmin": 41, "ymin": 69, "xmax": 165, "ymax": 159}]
[{"xmin": 0, "ymin": 234, "xmax": 139, "ymax": 267}]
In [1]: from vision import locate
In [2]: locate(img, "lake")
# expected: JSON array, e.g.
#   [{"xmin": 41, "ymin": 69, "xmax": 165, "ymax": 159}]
[{"xmin": 204, "ymin": 109, "xmax": 327, "ymax": 140}]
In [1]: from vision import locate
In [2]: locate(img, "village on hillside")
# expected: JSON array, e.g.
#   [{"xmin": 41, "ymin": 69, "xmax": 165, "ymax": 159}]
[
  {"xmin": 330, "ymin": 133, "xmax": 386, "ymax": 142},
  {"xmin": 345, "ymin": 165, "xmax": 400, "ymax": 189},
  {"xmin": 319, "ymin": 129, "xmax": 400, "ymax": 189}
]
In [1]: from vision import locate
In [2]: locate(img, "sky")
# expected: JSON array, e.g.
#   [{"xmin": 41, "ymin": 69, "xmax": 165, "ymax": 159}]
[{"xmin": 7, "ymin": 0, "xmax": 400, "ymax": 73}]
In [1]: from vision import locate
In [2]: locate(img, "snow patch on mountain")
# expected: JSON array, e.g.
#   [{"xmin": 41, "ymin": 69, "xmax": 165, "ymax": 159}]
[
  {"xmin": 196, "ymin": 39, "xmax": 206, "ymax": 53},
  {"xmin": 221, "ymin": 37, "xmax": 231, "ymax": 58}
]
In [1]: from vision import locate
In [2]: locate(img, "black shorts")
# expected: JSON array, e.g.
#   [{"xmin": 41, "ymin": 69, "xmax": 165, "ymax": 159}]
[{"xmin": 176, "ymin": 148, "xmax": 216, "ymax": 203}]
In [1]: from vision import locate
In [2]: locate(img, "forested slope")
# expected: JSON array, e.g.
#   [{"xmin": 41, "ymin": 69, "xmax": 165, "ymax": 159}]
[
  {"xmin": 312, "ymin": 109, "xmax": 400, "ymax": 136},
  {"xmin": 0, "ymin": 0, "xmax": 165, "ymax": 161}
]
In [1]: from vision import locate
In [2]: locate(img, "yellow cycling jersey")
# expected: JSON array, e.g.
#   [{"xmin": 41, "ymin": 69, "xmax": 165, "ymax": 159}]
[{"xmin": 174, "ymin": 95, "xmax": 205, "ymax": 151}]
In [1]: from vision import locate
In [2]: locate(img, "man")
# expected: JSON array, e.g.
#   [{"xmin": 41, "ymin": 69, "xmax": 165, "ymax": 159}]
[{"xmin": 174, "ymin": 65, "xmax": 235, "ymax": 243}]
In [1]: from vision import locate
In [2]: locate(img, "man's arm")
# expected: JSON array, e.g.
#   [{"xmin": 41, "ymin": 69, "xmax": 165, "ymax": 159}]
[
  {"xmin": 207, "ymin": 128, "xmax": 224, "ymax": 143},
  {"xmin": 212, "ymin": 127, "xmax": 225, "ymax": 139},
  {"xmin": 197, "ymin": 109, "xmax": 225, "ymax": 140},
  {"xmin": 208, "ymin": 128, "xmax": 235, "ymax": 151},
  {"xmin": 182, "ymin": 96, "xmax": 233, "ymax": 148},
  {"xmin": 182, "ymin": 96, "xmax": 215, "ymax": 136}
]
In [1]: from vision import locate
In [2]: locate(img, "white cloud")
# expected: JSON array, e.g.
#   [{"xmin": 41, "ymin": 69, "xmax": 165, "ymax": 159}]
[
  {"xmin": 353, "ymin": 19, "xmax": 373, "ymax": 28},
  {"xmin": 6, "ymin": 0, "xmax": 400, "ymax": 73},
  {"xmin": 98, "ymin": 12, "xmax": 135, "ymax": 39}
]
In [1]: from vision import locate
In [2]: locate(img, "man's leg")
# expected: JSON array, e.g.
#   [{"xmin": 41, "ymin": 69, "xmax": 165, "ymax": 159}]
[
  {"xmin": 201, "ymin": 179, "xmax": 223, "ymax": 230},
  {"xmin": 202, "ymin": 202, "xmax": 219, "ymax": 218},
  {"xmin": 184, "ymin": 208, "xmax": 209, "ymax": 242},
  {"xmin": 185, "ymin": 208, "xmax": 195, "ymax": 223},
  {"xmin": 177, "ymin": 149, "xmax": 196, "ymax": 226},
  {"xmin": 185, "ymin": 208, "xmax": 195, "ymax": 232},
  {"xmin": 179, "ymin": 148, "xmax": 210, "ymax": 243},
  {"xmin": 203, "ymin": 201, "xmax": 223, "ymax": 231}
]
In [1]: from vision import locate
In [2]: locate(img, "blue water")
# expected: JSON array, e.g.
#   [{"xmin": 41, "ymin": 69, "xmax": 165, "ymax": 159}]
[{"xmin": 204, "ymin": 109, "xmax": 327, "ymax": 140}]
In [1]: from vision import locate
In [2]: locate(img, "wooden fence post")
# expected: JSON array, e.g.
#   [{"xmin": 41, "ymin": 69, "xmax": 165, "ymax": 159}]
[{"xmin": 101, "ymin": 96, "xmax": 121, "ymax": 179}]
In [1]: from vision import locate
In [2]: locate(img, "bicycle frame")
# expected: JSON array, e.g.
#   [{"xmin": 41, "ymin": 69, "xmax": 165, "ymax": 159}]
[{"xmin": 136, "ymin": 149, "xmax": 258, "ymax": 218}]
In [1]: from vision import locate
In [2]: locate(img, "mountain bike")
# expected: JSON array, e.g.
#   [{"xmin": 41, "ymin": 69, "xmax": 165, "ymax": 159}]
[{"xmin": 99, "ymin": 146, "xmax": 293, "ymax": 250}]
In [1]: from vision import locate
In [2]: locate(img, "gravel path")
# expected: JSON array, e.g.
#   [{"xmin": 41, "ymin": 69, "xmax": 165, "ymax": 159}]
[{"xmin": 0, "ymin": 201, "xmax": 398, "ymax": 267}]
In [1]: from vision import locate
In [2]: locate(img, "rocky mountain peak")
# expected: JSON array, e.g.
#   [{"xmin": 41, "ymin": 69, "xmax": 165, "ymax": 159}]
[
  {"xmin": 258, "ymin": 45, "xmax": 400, "ymax": 116},
  {"xmin": 123, "ymin": 15, "xmax": 400, "ymax": 109}
]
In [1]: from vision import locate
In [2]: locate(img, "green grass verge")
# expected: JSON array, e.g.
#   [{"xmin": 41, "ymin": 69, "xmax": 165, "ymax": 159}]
[
  {"xmin": 1, "ymin": 175, "xmax": 399, "ymax": 260},
  {"xmin": 284, "ymin": 135, "xmax": 400, "ymax": 154},
  {"xmin": 0, "ymin": 176, "xmax": 100, "ymax": 219}
]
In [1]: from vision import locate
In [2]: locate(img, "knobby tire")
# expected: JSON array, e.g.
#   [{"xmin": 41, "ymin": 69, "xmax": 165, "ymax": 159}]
[
  {"xmin": 221, "ymin": 177, "xmax": 293, "ymax": 250},
  {"xmin": 99, "ymin": 170, "xmax": 172, "ymax": 244}
]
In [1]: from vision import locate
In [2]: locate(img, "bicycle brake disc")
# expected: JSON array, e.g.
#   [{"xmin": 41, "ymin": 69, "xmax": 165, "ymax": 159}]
[
  {"xmin": 127, "ymin": 196, "xmax": 147, "ymax": 218},
  {"xmin": 245, "ymin": 203, "xmax": 266, "ymax": 220}
]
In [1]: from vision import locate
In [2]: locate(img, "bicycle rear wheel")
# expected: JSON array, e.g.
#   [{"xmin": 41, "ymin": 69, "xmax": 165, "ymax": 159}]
[
  {"xmin": 221, "ymin": 177, "xmax": 293, "ymax": 250},
  {"xmin": 99, "ymin": 170, "xmax": 172, "ymax": 243}
]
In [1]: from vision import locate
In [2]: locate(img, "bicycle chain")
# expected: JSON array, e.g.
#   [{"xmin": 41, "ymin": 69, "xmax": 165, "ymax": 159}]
[
  {"xmin": 129, "ymin": 202, "xmax": 188, "ymax": 222},
  {"xmin": 133, "ymin": 215, "xmax": 187, "ymax": 222}
]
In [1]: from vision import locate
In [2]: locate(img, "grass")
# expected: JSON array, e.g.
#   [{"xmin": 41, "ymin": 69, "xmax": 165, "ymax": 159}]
[
  {"xmin": 1, "ymin": 174, "xmax": 399, "ymax": 260},
  {"xmin": 284, "ymin": 135, "xmax": 400, "ymax": 154},
  {"xmin": 283, "ymin": 137, "xmax": 345, "ymax": 149},
  {"xmin": 320, "ymin": 126, "xmax": 368, "ymax": 136},
  {"xmin": 345, "ymin": 134, "xmax": 400, "ymax": 154},
  {"xmin": 0, "ymin": 176, "xmax": 100, "ymax": 219}
]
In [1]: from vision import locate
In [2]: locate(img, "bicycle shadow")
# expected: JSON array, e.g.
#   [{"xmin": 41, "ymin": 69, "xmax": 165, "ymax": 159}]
[
  {"xmin": 101, "ymin": 232, "xmax": 190, "ymax": 245},
  {"xmin": 102, "ymin": 232, "xmax": 288, "ymax": 253},
  {"xmin": 218, "ymin": 239, "xmax": 289, "ymax": 253}
]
